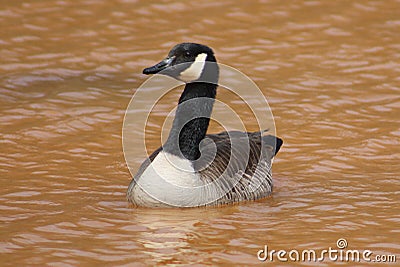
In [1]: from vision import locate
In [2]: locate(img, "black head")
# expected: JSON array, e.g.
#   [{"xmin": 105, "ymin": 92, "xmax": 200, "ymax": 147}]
[{"xmin": 143, "ymin": 43, "xmax": 217, "ymax": 83}]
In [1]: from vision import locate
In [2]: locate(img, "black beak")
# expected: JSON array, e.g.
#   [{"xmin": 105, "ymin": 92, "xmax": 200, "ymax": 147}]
[{"xmin": 143, "ymin": 56, "xmax": 175, "ymax": 75}]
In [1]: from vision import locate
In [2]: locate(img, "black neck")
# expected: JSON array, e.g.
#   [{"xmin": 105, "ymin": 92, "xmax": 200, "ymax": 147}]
[{"xmin": 163, "ymin": 82, "xmax": 218, "ymax": 160}]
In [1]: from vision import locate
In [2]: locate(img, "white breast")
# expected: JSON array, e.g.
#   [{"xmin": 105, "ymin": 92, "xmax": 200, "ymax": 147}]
[{"xmin": 131, "ymin": 151, "xmax": 207, "ymax": 207}]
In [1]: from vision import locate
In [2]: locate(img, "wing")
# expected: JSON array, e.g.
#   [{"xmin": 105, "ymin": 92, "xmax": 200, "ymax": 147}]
[{"xmin": 194, "ymin": 130, "xmax": 282, "ymax": 204}]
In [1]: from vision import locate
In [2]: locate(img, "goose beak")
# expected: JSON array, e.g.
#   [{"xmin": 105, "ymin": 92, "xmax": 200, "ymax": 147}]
[{"xmin": 143, "ymin": 56, "xmax": 175, "ymax": 75}]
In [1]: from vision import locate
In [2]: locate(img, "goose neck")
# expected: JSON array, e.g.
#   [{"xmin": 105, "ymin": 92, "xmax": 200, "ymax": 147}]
[{"xmin": 163, "ymin": 82, "xmax": 218, "ymax": 160}]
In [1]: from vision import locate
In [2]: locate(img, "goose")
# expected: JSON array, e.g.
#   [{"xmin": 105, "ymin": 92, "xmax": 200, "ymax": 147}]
[{"xmin": 127, "ymin": 43, "xmax": 283, "ymax": 207}]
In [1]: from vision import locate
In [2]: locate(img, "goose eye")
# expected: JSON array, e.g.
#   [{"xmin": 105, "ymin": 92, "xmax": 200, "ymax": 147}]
[{"xmin": 184, "ymin": 51, "xmax": 191, "ymax": 58}]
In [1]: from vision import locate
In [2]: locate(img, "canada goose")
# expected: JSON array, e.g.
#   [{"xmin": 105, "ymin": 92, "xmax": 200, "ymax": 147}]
[{"xmin": 127, "ymin": 43, "xmax": 283, "ymax": 207}]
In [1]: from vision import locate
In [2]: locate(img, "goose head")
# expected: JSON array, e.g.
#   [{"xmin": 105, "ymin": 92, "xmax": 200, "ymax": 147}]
[{"xmin": 143, "ymin": 43, "xmax": 218, "ymax": 83}]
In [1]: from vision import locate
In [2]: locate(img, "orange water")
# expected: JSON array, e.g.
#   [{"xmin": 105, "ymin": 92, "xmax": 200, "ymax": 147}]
[{"xmin": 1, "ymin": 1, "xmax": 399, "ymax": 266}]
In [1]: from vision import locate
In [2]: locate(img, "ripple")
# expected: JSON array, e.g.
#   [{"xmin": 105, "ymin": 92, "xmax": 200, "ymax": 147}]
[{"xmin": 1, "ymin": 0, "xmax": 399, "ymax": 265}]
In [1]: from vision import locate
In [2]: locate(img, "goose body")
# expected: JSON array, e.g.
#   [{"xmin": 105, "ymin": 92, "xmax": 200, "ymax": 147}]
[{"xmin": 127, "ymin": 43, "xmax": 283, "ymax": 207}]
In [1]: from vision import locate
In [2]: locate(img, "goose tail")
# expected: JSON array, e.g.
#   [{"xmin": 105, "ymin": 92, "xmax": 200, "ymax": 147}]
[{"xmin": 261, "ymin": 134, "xmax": 283, "ymax": 157}]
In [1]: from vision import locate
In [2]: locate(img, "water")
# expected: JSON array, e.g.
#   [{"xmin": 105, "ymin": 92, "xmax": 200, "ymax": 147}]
[{"xmin": 1, "ymin": 0, "xmax": 399, "ymax": 265}]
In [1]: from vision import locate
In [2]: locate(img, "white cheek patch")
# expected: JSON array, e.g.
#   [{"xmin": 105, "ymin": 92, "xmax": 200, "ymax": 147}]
[{"xmin": 179, "ymin": 53, "xmax": 207, "ymax": 82}]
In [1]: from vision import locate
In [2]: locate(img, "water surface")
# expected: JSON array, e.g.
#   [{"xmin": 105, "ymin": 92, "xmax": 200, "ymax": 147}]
[{"xmin": 1, "ymin": 0, "xmax": 399, "ymax": 266}]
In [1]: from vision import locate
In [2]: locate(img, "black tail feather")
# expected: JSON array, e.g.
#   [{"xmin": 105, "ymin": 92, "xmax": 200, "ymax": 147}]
[{"xmin": 262, "ymin": 135, "xmax": 283, "ymax": 156}]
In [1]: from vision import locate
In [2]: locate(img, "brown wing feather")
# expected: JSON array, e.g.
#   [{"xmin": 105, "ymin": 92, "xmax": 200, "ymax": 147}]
[{"xmin": 193, "ymin": 130, "xmax": 277, "ymax": 204}]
